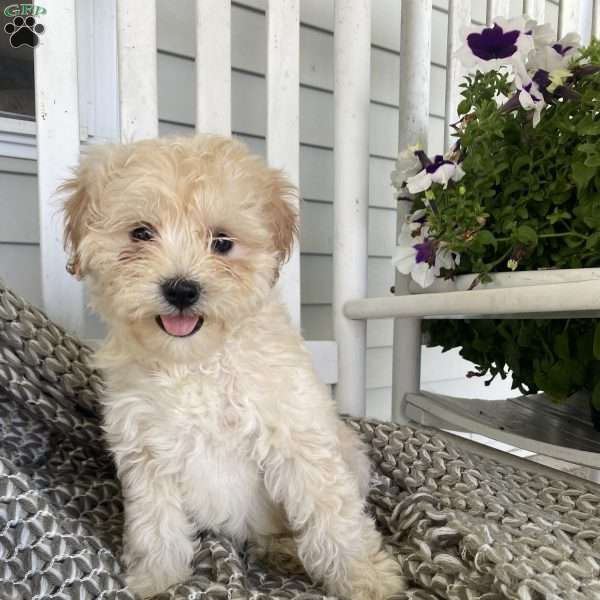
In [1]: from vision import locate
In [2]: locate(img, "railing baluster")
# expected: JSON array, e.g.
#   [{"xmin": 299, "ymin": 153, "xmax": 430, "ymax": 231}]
[
  {"xmin": 558, "ymin": 0, "xmax": 580, "ymax": 38},
  {"xmin": 117, "ymin": 0, "xmax": 158, "ymax": 141},
  {"xmin": 333, "ymin": 0, "xmax": 371, "ymax": 416},
  {"xmin": 391, "ymin": 0, "xmax": 432, "ymax": 422},
  {"xmin": 445, "ymin": 0, "xmax": 471, "ymax": 150},
  {"xmin": 34, "ymin": 0, "xmax": 85, "ymax": 333},
  {"xmin": 523, "ymin": 0, "xmax": 545, "ymax": 22},
  {"xmin": 267, "ymin": 0, "xmax": 300, "ymax": 327},
  {"xmin": 486, "ymin": 0, "xmax": 510, "ymax": 23},
  {"xmin": 195, "ymin": 0, "xmax": 231, "ymax": 135}
]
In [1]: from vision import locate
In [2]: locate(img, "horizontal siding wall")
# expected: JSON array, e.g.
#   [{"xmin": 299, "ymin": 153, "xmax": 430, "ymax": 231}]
[
  {"xmin": 0, "ymin": 155, "xmax": 105, "ymax": 339},
  {"xmin": 0, "ymin": 157, "xmax": 42, "ymax": 307}
]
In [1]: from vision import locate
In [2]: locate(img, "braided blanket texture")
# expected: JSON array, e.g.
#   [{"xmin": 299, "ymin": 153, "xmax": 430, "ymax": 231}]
[{"xmin": 1, "ymin": 283, "xmax": 600, "ymax": 600}]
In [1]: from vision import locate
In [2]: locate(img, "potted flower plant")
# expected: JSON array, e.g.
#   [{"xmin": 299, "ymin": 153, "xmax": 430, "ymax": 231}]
[{"xmin": 391, "ymin": 16, "xmax": 600, "ymax": 427}]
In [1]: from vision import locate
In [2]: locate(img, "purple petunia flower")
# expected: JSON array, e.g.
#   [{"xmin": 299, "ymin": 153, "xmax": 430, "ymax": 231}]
[
  {"xmin": 552, "ymin": 42, "xmax": 573, "ymax": 56},
  {"xmin": 532, "ymin": 69, "xmax": 551, "ymax": 90},
  {"xmin": 467, "ymin": 24, "xmax": 519, "ymax": 61},
  {"xmin": 406, "ymin": 154, "xmax": 465, "ymax": 194},
  {"xmin": 413, "ymin": 239, "xmax": 436, "ymax": 265},
  {"xmin": 456, "ymin": 17, "xmax": 534, "ymax": 73},
  {"xmin": 425, "ymin": 155, "xmax": 453, "ymax": 174}
]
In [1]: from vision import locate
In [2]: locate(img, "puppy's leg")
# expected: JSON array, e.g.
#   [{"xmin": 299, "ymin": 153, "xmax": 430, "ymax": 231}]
[
  {"xmin": 262, "ymin": 428, "xmax": 404, "ymax": 600},
  {"xmin": 121, "ymin": 472, "xmax": 195, "ymax": 598},
  {"xmin": 336, "ymin": 421, "xmax": 372, "ymax": 499}
]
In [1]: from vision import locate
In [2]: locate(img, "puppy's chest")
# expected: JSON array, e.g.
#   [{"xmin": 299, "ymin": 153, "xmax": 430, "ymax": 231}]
[
  {"xmin": 145, "ymin": 370, "xmax": 269, "ymax": 537},
  {"xmin": 150, "ymin": 367, "xmax": 254, "ymax": 445}
]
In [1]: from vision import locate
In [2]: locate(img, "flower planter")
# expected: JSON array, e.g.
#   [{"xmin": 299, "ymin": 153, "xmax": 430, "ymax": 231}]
[
  {"xmin": 404, "ymin": 268, "xmax": 600, "ymax": 431},
  {"xmin": 408, "ymin": 267, "xmax": 600, "ymax": 299},
  {"xmin": 390, "ymin": 16, "xmax": 600, "ymax": 429}
]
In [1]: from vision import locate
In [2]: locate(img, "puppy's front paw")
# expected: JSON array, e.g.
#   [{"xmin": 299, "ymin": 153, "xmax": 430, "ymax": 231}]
[
  {"xmin": 336, "ymin": 549, "xmax": 406, "ymax": 600},
  {"xmin": 125, "ymin": 563, "xmax": 193, "ymax": 599}
]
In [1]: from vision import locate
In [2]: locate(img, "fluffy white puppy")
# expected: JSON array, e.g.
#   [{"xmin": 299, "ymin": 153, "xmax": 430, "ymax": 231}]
[{"xmin": 62, "ymin": 135, "xmax": 403, "ymax": 599}]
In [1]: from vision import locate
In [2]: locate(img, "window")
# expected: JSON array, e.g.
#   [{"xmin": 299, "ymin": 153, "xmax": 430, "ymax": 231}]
[{"xmin": 0, "ymin": 1, "xmax": 35, "ymax": 120}]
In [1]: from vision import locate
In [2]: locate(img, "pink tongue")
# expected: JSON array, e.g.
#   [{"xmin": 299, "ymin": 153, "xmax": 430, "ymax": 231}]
[{"xmin": 160, "ymin": 315, "xmax": 200, "ymax": 337}]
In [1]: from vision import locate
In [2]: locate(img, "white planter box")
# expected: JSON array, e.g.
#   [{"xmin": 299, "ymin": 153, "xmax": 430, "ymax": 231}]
[
  {"xmin": 344, "ymin": 268, "xmax": 600, "ymax": 321},
  {"xmin": 409, "ymin": 267, "xmax": 600, "ymax": 295}
]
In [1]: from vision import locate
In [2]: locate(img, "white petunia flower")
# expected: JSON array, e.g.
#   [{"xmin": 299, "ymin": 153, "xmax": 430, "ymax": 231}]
[
  {"xmin": 524, "ymin": 21, "xmax": 556, "ymax": 48},
  {"xmin": 391, "ymin": 144, "xmax": 423, "ymax": 192},
  {"xmin": 456, "ymin": 17, "xmax": 534, "ymax": 74},
  {"xmin": 514, "ymin": 74, "xmax": 546, "ymax": 127},
  {"xmin": 527, "ymin": 32, "xmax": 581, "ymax": 74},
  {"xmin": 406, "ymin": 155, "xmax": 465, "ymax": 194},
  {"xmin": 392, "ymin": 212, "xmax": 460, "ymax": 288}
]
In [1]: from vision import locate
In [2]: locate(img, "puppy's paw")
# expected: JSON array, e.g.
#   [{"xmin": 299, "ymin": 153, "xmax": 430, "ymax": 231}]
[
  {"xmin": 334, "ymin": 548, "xmax": 406, "ymax": 600},
  {"xmin": 125, "ymin": 563, "xmax": 193, "ymax": 599}
]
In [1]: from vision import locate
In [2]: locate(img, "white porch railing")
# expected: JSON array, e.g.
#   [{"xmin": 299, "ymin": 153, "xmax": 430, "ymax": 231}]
[
  {"xmin": 33, "ymin": 0, "xmax": 600, "ymax": 465},
  {"xmin": 117, "ymin": 0, "xmax": 158, "ymax": 141},
  {"xmin": 333, "ymin": 0, "xmax": 370, "ymax": 415},
  {"xmin": 195, "ymin": 0, "xmax": 232, "ymax": 137},
  {"xmin": 267, "ymin": 0, "xmax": 301, "ymax": 328},
  {"xmin": 34, "ymin": 0, "xmax": 85, "ymax": 334}
]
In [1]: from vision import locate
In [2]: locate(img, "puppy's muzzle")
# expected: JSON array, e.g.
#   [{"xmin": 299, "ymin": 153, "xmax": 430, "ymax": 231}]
[
  {"xmin": 158, "ymin": 278, "xmax": 204, "ymax": 337},
  {"xmin": 161, "ymin": 278, "xmax": 201, "ymax": 310}
]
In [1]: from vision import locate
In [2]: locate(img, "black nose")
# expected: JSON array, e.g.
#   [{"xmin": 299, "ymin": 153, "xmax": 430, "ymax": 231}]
[{"xmin": 161, "ymin": 278, "xmax": 201, "ymax": 310}]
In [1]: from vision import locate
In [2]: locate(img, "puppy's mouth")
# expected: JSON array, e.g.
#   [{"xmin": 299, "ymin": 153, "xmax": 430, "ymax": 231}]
[{"xmin": 156, "ymin": 314, "xmax": 204, "ymax": 337}]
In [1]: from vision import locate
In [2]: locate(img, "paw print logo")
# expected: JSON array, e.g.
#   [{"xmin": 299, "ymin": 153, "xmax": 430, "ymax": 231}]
[{"xmin": 4, "ymin": 16, "xmax": 44, "ymax": 48}]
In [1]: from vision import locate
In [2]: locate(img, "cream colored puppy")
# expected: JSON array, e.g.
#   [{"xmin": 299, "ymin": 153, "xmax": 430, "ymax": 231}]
[{"xmin": 62, "ymin": 135, "xmax": 403, "ymax": 599}]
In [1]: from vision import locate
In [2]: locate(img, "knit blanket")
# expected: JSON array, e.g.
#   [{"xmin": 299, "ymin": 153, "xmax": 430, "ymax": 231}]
[{"xmin": 1, "ymin": 283, "xmax": 600, "ymax": 600}]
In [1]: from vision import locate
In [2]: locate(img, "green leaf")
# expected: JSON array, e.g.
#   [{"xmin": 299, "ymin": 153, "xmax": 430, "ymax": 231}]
[
  {"xmin": 586, "ymin": 231, "xmax": 600, "ymax": 250},
  {"xmin": 474, "ymin": 230, "xmax": 497, "ymax": 250},
  {"xmin": 457, "ymin": 99, "xmax": 471, "ymax": 116},
  {"xmin": 593, "ymin": 322, "xmax": 600, "ymax": 360},
  {"xmin": 572, "ymin": 162, "xmax": 596, "ymax": 191},
  {"xmin": 515, "ymin": 225, "xmax": 538, "ymax": 245},
  {"xmin": 576, "ymin": 114, "xmax": 600, "ymax": 136},
  {"xmin": 511, "ymin": 155, "xmax": 531, "ymax": 175}
]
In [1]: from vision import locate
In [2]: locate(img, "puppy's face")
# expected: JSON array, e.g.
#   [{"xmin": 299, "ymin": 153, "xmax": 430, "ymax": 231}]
[{"xmin": 63, "ymin": 136, "xmax": 297, "ymax": 363}]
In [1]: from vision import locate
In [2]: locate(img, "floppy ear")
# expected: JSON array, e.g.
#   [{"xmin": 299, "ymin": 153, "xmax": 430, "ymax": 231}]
[
  {"xmin": 265, "ymin": 170, "xmax": 299, "ymax": 266},
  {"xmin": 61, "ymin": 143, "xmax": 119, "ymax": 279},
  {"xmin": 61, "ymin": 174, "xmax": 90, "ymax": 279}
]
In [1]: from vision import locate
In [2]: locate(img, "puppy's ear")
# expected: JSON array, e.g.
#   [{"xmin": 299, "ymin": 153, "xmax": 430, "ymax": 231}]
[
  {"xmin": 61, "ymin": 174, "xmax": 90, "ymax": 279},
  {"xmin": 61, "ymin": 144, "xmax": 118, "ymax": 278},
  {"xmin": 265, "ymin": 170, "xmax": 298, "ymax": 265}
]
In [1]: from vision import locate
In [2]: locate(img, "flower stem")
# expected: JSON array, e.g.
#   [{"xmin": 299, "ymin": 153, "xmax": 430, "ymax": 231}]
[
  {"xmin": 485, "ymin": 247, "xmax": 513, "ymax": 271},
  {"xmin": 495, "ymin": 231, "xmax": 587, "ymax": 243}
]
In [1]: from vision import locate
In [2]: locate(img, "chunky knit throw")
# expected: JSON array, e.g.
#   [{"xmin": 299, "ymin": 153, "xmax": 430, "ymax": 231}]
[{"xmin": 1, "ymin": 282, "xmax": 599, "ymax": 600}]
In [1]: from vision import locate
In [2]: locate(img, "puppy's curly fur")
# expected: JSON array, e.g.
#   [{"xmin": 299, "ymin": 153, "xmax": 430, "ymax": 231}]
[{"xmin": 62, "ymin": 135, "xmax": 404, "ymax": 599}]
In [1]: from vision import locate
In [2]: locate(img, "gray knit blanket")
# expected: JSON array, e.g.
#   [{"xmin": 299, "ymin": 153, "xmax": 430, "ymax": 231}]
[{"xmin": 1, "ymin": 283, "xmax": 600, "ymax": 600}]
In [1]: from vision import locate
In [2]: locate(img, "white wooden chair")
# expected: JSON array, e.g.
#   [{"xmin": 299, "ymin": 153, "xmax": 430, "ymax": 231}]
[{"xmin": 33, "ymin": 0, "xmax": 600, "ymax": 476}]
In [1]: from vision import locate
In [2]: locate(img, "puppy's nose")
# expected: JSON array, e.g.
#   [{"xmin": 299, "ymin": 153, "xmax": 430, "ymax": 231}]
[{"xmin": 161, "ymin": 278, "xmax": 201, "ymax": 309}]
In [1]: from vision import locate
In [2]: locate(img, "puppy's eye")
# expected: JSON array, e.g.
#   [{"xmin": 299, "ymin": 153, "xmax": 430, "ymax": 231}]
[
  {"xmin": 211, "ymin": 232, "xmax": 234, "ymax": 255},
  {"xmin": 130, "ymin": 225, "xmax": 155, "ymax": 242}
]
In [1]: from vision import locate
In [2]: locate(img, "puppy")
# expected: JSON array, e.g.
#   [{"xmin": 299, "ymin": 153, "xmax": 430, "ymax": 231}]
[{"xmin": 62, "ymin": 135, "xmax": 403, "ymax": 599}]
